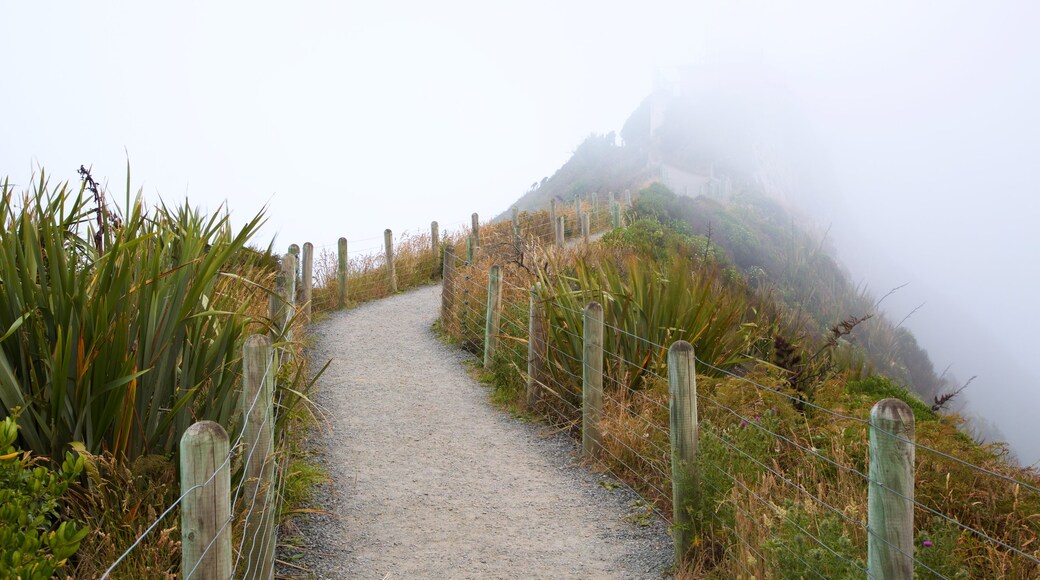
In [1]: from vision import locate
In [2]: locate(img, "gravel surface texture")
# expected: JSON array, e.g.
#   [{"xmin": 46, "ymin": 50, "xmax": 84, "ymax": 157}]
[{"xmin": 288, "ymin": 284, "xmax": 673, "ymax": 579}]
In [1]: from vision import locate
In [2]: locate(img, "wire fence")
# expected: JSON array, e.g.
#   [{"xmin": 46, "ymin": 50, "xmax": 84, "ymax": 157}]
[
  {"xmin": 97, "ymin": 201, "xmax": 616, "ymax": 577},
  {"xmin": 101, "ymin": 259, "xmax": 309, "ymax": 577},
  {"xmin": 436, "ymin": 199, "xmax": 1040, "ymax": 579},
  {"xmin": 101, "ymin": 342, "xmax": 283, "ymax": 578},
  {"xmin": 109, "ymin": 193, "xmax": 1040, "ymax": 578}
]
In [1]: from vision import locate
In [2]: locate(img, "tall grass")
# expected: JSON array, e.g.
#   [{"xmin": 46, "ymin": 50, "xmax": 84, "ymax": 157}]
[
  {"xmin": 0, "ymin": 174, "xmax": 268, "ymax": 461},
  {"xmin": 0, "ymin": 171, "xmax": 333, "ymax": 577},
  {"xmin": 440, "ymin": 197, "xmax": 1040, "ymax": 578}
]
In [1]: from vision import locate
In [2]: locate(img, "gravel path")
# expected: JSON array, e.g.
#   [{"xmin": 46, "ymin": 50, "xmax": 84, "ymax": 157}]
[{"xmin": 291, "ymin": 284, "xmax": 673, "ymax": 579}]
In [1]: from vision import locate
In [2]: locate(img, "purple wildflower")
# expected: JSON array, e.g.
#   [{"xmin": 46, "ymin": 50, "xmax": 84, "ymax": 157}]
[{"xmin": 922, "ymin": 540, "xmax": 933, "ymax": 548}]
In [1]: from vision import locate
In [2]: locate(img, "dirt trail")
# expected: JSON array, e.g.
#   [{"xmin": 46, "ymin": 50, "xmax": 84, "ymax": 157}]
[{"xmin": 293, "ymin": 284, "xmax": 672, "ymax": 579}]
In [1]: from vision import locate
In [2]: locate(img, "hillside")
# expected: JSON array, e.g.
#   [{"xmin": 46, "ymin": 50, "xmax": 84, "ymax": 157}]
[
  {"xmin": 442, "ymin": 194, "xmax": 1039, "ymax": 577},
  {"xmin": 508, "ymin": 89, "xmax": 956, "ymax": 413}
]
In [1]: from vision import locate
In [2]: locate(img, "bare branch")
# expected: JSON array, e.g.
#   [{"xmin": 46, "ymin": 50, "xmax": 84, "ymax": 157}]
[
  {"xmin": 895, "ymin": 301, "xmax": 926, "ymax": 330},
  {"xmin": 873, "ymin": 282, "xmax": 910, "ymax": 310}
]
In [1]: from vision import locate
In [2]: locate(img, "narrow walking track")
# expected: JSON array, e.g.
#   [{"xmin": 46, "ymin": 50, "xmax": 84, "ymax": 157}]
[{"xmin": 292, "ymin": 284, "xmax": 672, "ymax": 579}]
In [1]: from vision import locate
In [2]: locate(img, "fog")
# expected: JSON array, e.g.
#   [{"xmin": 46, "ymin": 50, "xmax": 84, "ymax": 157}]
[{"xmin": 2, "ymin": 2, "xmax": 1038, "ymax": 462}]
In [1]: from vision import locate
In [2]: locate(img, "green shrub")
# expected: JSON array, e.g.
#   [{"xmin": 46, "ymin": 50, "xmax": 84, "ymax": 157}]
[
  {"xmin": 847, "ymin": 376, "xmax": 937, "ymax": 422},
  {"xmin": 0, "ymin": 416, "xmax": 86, "ymax": 578},
  {"xmin": 763, "ymin": 504, "xmax": 864, "ymax": 579}
]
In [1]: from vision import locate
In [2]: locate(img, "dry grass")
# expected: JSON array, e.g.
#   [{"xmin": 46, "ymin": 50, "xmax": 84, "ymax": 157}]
[{"xmin": 437, "ymin": 201, "xmax": 1040, "ymax": 578}]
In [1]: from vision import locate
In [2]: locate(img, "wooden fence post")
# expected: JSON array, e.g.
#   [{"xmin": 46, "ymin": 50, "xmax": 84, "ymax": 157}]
[
  {"xmin": 668, "ymin": 340, "xmax": 699, "ymax": 563},
  {"xmin": 441, "ymin": 245, "xmax": 455, "ymax": 324},
  {"xmin": 624, "ymin": 189, "xmax": 632, "ymax": 206},
  {"xmin": 549, "ymin": 199, "xmax": 557, "ymax": 244},
  {"xmin": 280, "ymin": 253, "xmax": 297, "ymax": 340},
  {"xmin": 555, "ymin": 216, "xmax": 565, "ymax": 246},
  {"xmin": 302, "ymin": 242, "xmax": 313, "ymax": 321},
  {"xmin": 269, "ymin": 266, "xmax": 286, "ymax": 340},
  {"xmin": 483, "ymin": 265, "xmax": 502, "ymax": 369},
  {"xmin": 471, "ymin": 212, "xmax": 480, "ymax": 245},
  {"xmin": 180, "ymin": 421, "xmax": 231, "ymax": 580},
  {"xmin": 869, "ymin": 398, "xmax": 915, "ymax": 580},
  {"xmin": 574, "ymin": 197, "xmax": 581, "ymax": 222},
  {"xmin": 431, "ymin": 221, "xmax": 440, "ymax": 279},
  {"xmin": 581, "ymin": 213, "xmax": 590, "ymax": 243},
  {"xmin": 241, "ymin": 334, "xmax": 277, "ymax": 580},
  {"xmin": 461, "ymin": 274, "xmax": 471, "ymax": 342},
  {"xmin": 582, "ymin": 301, "xmax": 604, "ymax": 457},
  {"xmin": 337, "ymin": 237, "xmax": 348, "ymax": 308},
  {"xmin": 611, "ymin": 201, "xmax": 622, "ymax": 229},
  {"xmin": 285, "ymin": 252, "xmax": 297, "ymax": 306},
  {"xmin": 288, "ymin": 244, "xmax": 300, "ymax": 291},
  {"xmin": 526, "ymin": 284, "xmax": 546, "ymax": 409},
  {"xmin": 384, "ymin": 229, "xmax": 398, "ymax": 293},
  {"xmin": 467, "ymin": 235, "xmax": 476, "ymax": 263}
]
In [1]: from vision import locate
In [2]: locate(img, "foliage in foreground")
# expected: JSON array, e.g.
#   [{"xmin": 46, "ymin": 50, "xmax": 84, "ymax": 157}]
[
  {"xmin": 0, "ymin": 416, "xmax": 86, "ymax": 579},
  {"xmin": 0, "ymin": 174, "xmax": 267, "ymax": 461},
  {"xmin": 0, "ymin": 170, "xmax": 328, "ymax": 576}
]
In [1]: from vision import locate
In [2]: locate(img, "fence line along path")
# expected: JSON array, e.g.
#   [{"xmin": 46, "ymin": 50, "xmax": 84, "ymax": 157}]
[{"xmin": 294, "ymin": 284, "xmax": 671, "ymax": 578}]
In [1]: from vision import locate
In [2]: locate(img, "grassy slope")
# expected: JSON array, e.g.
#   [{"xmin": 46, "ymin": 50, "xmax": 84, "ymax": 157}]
[
  {"xmin": 483, "ymin": 117, "xmax": 1040, "ymax": 574},
  {"xmin": 441, "ymin": 200, "xmax": 1039, "ymax": 577}
]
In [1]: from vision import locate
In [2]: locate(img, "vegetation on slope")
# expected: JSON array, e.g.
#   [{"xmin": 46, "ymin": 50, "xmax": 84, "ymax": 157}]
[
  {"xmin": 504, "ymin": 133, "xmax": 651, "ymax": 216},
  {"xmin": 624, "ymin": 184, "xmax": 952, "ymax": 404},
  {"xmin": 0, "ymin": 172, "xmax": 319, "ymax": 576},
  {"xmin": 441, "ymin": 190, "xmax": 1040, "ymax": 578}
]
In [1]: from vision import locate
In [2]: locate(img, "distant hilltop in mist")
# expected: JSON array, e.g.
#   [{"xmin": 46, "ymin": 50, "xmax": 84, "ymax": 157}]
[
  {"xmin": 512, "ymin": 62, "xmax": 836, "ymax": 219},
  {"xmin": 505, "ymin": 67, "xmax": 1014, "ymax": 457}
]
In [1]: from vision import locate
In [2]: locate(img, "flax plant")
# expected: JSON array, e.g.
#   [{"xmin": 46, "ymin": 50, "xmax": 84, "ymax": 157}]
[
  {"xmin": 0, "ymin": 173, "xmax": 265, "ymax": 462},
  {"xmin": 542, "ymin": 255, "xmax": 762, "ymax": 397}
]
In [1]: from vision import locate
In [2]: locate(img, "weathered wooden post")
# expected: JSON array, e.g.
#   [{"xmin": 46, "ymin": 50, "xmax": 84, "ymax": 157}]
[
  {"xmin": 549, "ymin": 199, "xmax": 557, "ymax": 244},
  {"xmin": 868, "ymin": 398, "xmax": 915, "ymax": 580},
  {"xmin": 668, "ymin": 340, "xmax": 699, "ymax": 563},
  {"xmin": 555, "ymin": 216, "xmax": 565, "ymax": 246},
  {"xmin": 461, "ymin": 274, "xmax": 471, "ymax": 341},
  {"xmin": 180, "ymin": 421, "xmax": 231, "ymax": 579},
  {"xmin": 431, "ymin": 221, "xmax": 440, "ymax": 279},
  {"xmin": 574, "ymin": 197, "xmax": 581, "ymax": 222},
  {"xmin": 337, "ymin": 237, "xmax": 348, "ymax": 308},
  {"xmin": 526, "ymin": 284, "xmax": 546, "ymax": 409},
  {"xmin": 240, "ymin": 334, "xmax": 276, "ymax": 579},
  {"xmin": 280, "ymin": 253, "xmax": 297, "ymax": 340},
  {"xmin": 483, "ymin": 265, "xmax": 502, "ymax": 369},
  {"xmin": 441, "ymin": 245, "xmax": 456, "ymax": 324},
  {"xmin": 384, "ymin": 229, "xmax": 398, "ymax": 293},
  {"xmin": 269, "ymin": 266, "xmax": 286, "ymax": 339},
  {"xmin": 466, "ymin": 235, "xmax": 476, "ymax": 263},
  {"xmin": 471, "ymin": 212, "xmax": 480, "ymax": 245},
  {"xmin": 284, "ymin": 252, "xmax": 297, "ymax": 306},
  {"xmin": 301, "ymin": 242, "xmax": 313, "ymax": 320},
  {"xmin": 624, "ymin": 189, "xmax": 632, "ymax": 206},
  {"xmin": 581, "ymin": 213, "xmax": 590, "ymax": 243},
  {"xmin": 582, "ymin": 302, "xmax": 604, "ymax": 457},
  {"xmin": 288, "ymin": 244, "xmax": 300, "ymax": 291}
]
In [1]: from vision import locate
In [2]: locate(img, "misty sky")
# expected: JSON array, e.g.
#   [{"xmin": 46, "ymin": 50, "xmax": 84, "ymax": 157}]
[{"xmin": 3, "ymin": 2, "xmax": 1039, "ymax": 462}]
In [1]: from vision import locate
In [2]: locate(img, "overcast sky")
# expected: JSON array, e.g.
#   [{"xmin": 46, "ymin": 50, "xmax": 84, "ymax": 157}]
[{"xmin": 3, "ymin": 1, "xmax": 1039, "ymax": 463}]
